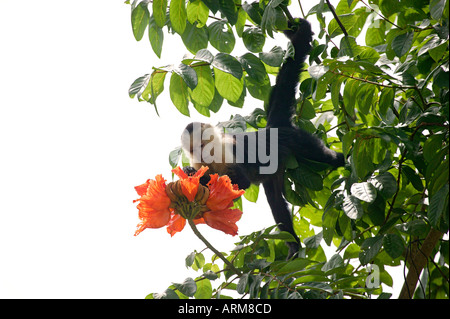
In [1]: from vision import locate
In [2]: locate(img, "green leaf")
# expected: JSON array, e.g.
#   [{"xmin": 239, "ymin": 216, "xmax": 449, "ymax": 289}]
[
  {"xmin": 173, "ymin": 278, "xmax": 197, "ymax": 297},
  {"xmin": 238, "ymin": 53, "xmax": 267, "ymax": 83},
  {"xmin": 391, "ymin": 32, "xmax": 414, "ymax": 57},
  {"xmin": 383, "ymin": 234, "xmax": 405, "ymax": 259},
  {"xmin": 430, "ymin": 0, "xmax": 446, "ymax": 21},
  {"xmin": 291, "ymin": 166, "xmax": 323, "ymax": 191},
  {"xmin": 129, "ymin": 74, "xmax": 150, "ymax": 98},
  {"xmin": 173, "ymin": 63, "xmax": 198, "ymax": 90},
  {"xmin": 213, "ymin": 68, "xmax": 243, "ymax": 103},
  {"xmin": 429, "ymin": 183, "xmax": 449, "ymax": 228},
  {"xmin": 242, "ymin": 28, "xmax": 266, "ymax": 53},
  {"xmin": 169, "ymin": 146, "xmax": 182, "ymax": 168},
  {"xmin": 149, "ymin": 16, "xmax": 164, "ymax": 58},
  {"xmin": 194, "ymin": 278, "xmax": 212, "ymax": 299},
  {"xmin": 190, "ymin": 65, "xmax": 215, "ymax": 108},
  {"xmin": 218, "ymin": 0, "xmax": 238, "ymax": 25},
  {"xmin": 152, "ymin": 288, "xmax": 180, "ymax": 299},
  {"xmin": 359, "ymin": 235, "xmax": 384, "ymax": 265},
  {"xmin": 243, "ymin": 183, "xmax": 259, "ymax": 202},
  {"xmin": 169, "ymin": 0, "xmax": 187, "ymax": 34},
  {"xmin": 321, "ymin": 254, "xmax": 344, "ymax": 274},
  {"xmin": 152, "ymin": 0, "xmax": 167, "ymax": 28},
  {"xmin": 169, "ymin": 73, "xmax": 190, "ymax": 116},
  {"xmin": 142, "ymin": 71, "xmax": 167, "ymax": 105},
  {"xmin": 350, "ymin": 182, "xmax": 377, "ymax": 203},
  {"xmin": 368, "ymin": 172, "xmax": 398, "ymax": 199},
  {"xmin": 275, "ymin": 259, "xmax": 314, "ymax": 275},
  {"xmin": 402, "ymin": 166, "xmax": 424, "ymax": 191},
  {"xmin": 131, "ymin": 1, "xmax": 150, "ymax": 41},
  {"xmin": 342, "ymin": 195, "xmax": 364, "ymax": 220},
  {"xmin": 304, "ymin": 231, "xmax": 323, "ymax": 249},
  {"xmin": 236, "ymin": 273, "xmax": 249, "ymax": 294},
  {"xmin": 208, "ymin": 20, "xmax": 236, "ymax": 54},
  {"xmin": 212, "ymin": 53, "xmax": 243, "ymax": 79},
  {"xmin": 259, "ymin": 46, "xmax": 284, "ymax": 67},
  {"xmin": 186, "ymin": 0, "xmax": 209, "ymax": 28},
  {"xmin": 181, "ymin": 22, "xmax": 209, "ymax": 54}
]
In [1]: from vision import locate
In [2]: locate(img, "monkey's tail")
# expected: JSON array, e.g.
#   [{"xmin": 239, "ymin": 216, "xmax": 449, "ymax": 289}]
[{"xmin": 266, "ymin": 19, "xmax": 313, "ymax": 128}]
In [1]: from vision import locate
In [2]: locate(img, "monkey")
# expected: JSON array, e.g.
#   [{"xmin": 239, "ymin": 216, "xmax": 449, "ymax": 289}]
[{"xmin": 180, "ymin": 19, "xmax": 345, "ymax": 259}]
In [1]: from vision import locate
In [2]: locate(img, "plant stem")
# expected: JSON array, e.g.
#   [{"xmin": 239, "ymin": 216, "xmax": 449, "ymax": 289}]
[{"xmin": 188, "ymin": 219, "xmax": 242, "ymax": 276}]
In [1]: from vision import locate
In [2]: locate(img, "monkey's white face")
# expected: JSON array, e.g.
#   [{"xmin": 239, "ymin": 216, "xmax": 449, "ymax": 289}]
[{"xmin": 181, "ymin": 123, "xmax": 226, "ymax": 168}]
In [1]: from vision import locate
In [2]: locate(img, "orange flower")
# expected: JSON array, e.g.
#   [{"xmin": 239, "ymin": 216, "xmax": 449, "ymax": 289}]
[
  {"xmin": 203, "ymin": 209, "xmax": 243, "ymax": 236},
  {"xmin": 133, "ymin": 166, "xmax": 245, "ymax": 237},
  {"xmin": 133, "ymin": 175, "xmax": 172, "ymax": 236},
  {"xmin": 206, "ymin": 174, "xmax": 245, "ymax": 211},
  {"xmin": 172, "ymin": 166, "xmax": 209, "ymax": 201}
]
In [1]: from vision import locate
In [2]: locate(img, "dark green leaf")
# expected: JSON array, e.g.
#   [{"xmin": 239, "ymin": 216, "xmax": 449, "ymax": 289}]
[
  {"xmin": 242, "ymin": 28, "xmax": 266, "ymax": 53},
  {"xmin": 237, "ymin": 273, "xmax": 249, "ymax": 294},
  {"xmin": 149, "ymin": 16, "xmax": 164, "ymax": 58},
  {"xmin": 391, "ymin": 32, "xmax": 414, "ymax": 57},
  {"xmin": 369, "ymin": 172, "xmax": 398, "ymax": 199},
  {"xmin": 342, "ymin": 195, "xmax": 364, "ymax": 220},
  {"xmin": 212, "ymin": 53, "xmax": 243, "ymax": 79},
  {"xmin": 383, "ymin": 234, "xmax": 405, "ymax": 259},
  {"xmin": 359, "ymin": 236, "xmax": 383, "ymax": 265},
  {"xmin": 259, "ymin": 46, "xmax": 284, "ymax": 67},
  {"xmin": 208, "ymin": 20, "xmax": 236, "ymax": 53},
  {"xmin": 173, "ymin": 63, "xmax": 198, "ymax": 90},
  {"xmin": 238, "ymin": 53, "xmax": 267, "ymax": 83},
  {"xmin": 429, "ymin": 183, "xmax": 449, "ymax": 228},
  {"xmin": 173, "ymin": 278, "xmax": 197, "ymax": 297},
  {"xmin": 181, "ymin": 22, "xmax": 209, "ymax": 54},
  {"xmin": 218, "ymin": 0, "xmax": 238, "ymax": 25}
]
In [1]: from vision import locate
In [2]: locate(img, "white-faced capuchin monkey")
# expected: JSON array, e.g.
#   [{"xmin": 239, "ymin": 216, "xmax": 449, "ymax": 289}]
[{"xmin": 180, "ymin": 19, "xmax": 345, "ymax": 259}]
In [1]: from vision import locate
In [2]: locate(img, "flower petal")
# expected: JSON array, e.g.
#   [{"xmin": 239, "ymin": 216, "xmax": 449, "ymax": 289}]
[
  {"xmin": 134, "ymin": 174, "xmax": 172, "ymax": 235},
  {"xmin": 166, "ymin": 213, "xmax": 186, "ymax": 236},
  {"xmin": 134, "ymin": 208, "xmax": 171, "ymax": 236},
  {"xmin": 172, "ymin": 166, "xmax": 188, "ymax": 179},
  {"xmin": 206, "ymin": 174, "xmax": 245, "ymax": 211},
  {"xmin": 203, "ymin": 208, "xmax": 243, "ymax": 236}
]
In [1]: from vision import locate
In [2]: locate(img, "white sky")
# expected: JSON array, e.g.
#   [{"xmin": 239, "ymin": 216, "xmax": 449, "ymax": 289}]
[{"xmin": 0, "ymin": 0, "xmax": 403, "ymax": 298}]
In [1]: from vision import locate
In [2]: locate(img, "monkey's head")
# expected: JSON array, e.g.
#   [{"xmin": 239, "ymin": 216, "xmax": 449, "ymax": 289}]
[{"xmin": 181, "ymin": 122, "xmax": 225, "ymax": 168}]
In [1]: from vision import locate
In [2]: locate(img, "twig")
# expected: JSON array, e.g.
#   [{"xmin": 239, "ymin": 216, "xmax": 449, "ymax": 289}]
[
  {"xmin": 325, "ymin": 0, "xmax": 348, "ymax": 37},
  {"xmin": 359, "ymin": 0, "xmax": 403, "ymax": 30},
  {"xmin": 188, "ymin": 219, "xmax": 242, "ymax": 276},
  {"xmin": 297, "ymin": 0, "xmax": 306, "ymax": 19}
]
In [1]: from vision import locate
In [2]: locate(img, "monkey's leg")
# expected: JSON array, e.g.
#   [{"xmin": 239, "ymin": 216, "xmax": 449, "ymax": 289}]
[{"xmin": 263, "ymin": 173, "xmax": 300, "ymax": 259}]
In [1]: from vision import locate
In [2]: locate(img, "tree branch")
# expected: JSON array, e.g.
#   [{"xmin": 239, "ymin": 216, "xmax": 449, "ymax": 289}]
[
  {"xmin": 325, "ymin": 0, "xmax": 348, "ymax": 37},
  {"xmin": 398, "ymin": 228, "xmax": 444, "ymax": 299}
]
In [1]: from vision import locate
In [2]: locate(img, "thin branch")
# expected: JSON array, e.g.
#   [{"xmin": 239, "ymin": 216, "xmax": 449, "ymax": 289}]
[
  {"xmin": 359, "ymin": 0, "xmax": 403, "ymax": 30},
  {"xmin": 297, "ymin": 0, "xmax": 306, "ymax": 19},
  {"xmin": 188, "ymin": 219, "xmax": 242, "ymax": 276},
  {"xmin": 325, "ymin": 0, "xmax": 348, "ymax": 37}
]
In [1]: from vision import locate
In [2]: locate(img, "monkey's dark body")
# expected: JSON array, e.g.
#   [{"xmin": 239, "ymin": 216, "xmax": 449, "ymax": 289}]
[{"xmin": 183, "ymin": 19, "xmax": 344, "ymax": 258}]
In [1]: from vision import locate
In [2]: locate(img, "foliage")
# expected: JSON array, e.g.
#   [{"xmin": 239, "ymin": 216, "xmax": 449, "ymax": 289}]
[{"xmin": 128, "ymin": 0, "xmax": 449, "ymax": 299}]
